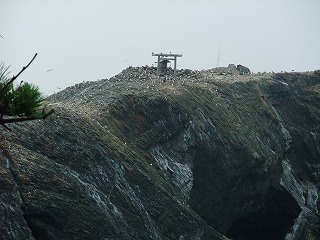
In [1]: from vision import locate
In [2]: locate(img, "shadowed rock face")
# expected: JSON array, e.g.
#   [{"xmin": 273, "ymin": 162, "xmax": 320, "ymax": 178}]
[{"xmin": 0, "ymin": 67, "xmax": 319, "ymax": 240}]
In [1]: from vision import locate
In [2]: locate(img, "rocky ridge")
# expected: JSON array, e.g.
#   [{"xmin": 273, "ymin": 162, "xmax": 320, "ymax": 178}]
[{"xmin": 0, "ymin": 66, "xmax": 320, "ymax": 240}]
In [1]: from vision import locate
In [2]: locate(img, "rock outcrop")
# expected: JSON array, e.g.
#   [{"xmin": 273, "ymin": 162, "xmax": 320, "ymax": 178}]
[
  {"xmin": 0, "ymin": 67, "xmax": 319, "ymax": 240},
  {"xmin": 208, "ymin": 64, "xmax": 250, "ymax": 75}
]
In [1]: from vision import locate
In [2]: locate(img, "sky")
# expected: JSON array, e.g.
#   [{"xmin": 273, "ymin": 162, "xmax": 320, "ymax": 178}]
[{"xmin": 1, "ymin": 0, "xmax": 320, "ymax": 96}]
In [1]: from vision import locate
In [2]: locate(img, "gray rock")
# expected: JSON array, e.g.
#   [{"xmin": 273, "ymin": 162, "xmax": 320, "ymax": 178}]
[
  {"xmin": 1, "ymin": 69, "xmax": 319, "ymax": 240},
  {"xmin": 236, "ymin": 64, "xmax": 251, "ymax": 75}
]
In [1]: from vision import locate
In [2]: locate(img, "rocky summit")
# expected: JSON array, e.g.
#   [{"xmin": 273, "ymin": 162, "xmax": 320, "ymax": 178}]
[{"xmin": 0, "ymin": 66, "xmax": 320, "ymax": 240}]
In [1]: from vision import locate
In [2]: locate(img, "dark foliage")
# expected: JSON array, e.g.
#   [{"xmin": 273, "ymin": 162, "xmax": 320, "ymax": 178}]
[{"xmin": 0, "ymin": 55, "xmax": 53, "ymax": 129}]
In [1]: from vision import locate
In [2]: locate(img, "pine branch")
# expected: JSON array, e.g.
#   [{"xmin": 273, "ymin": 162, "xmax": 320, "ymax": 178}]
[
  {"xmin": 0, "ymin": 53, "xmax": 37, "ymax": 96},
  {"xmin": 0, "ymin": 109, "xmax": 54, "ymax": 129},
  {"xmin": 0, "ymin": 53, "xmax": 55, "ymax": 130}
]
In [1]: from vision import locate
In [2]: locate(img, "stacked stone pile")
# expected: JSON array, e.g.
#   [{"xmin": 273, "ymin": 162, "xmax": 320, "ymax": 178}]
[
  {"xmin": 207, "ymin": 63, "xmax": 251, "ymax": 75},
  {"xmin": 110, "ymin": 66, "xmax": 158, "ymax": 82},
  {"xmin": 51, "ymin": 64, "xmax": 255, "ymax": 106},
  {"xmin": 176, "ymin": 69, "xmax": 202, "ymax": 80},
  {"xmin": 110, "ymin": 66, "xmax": 203, "ymax": 82},
  {"xmin": 208, "ymin": 64, "xmax": 239, "ymax": 75}
]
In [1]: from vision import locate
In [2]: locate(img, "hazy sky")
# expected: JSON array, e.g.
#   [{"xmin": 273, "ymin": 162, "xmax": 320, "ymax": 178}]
[{"xmin": 1, "ymin": 0, "xmax": 320, "ymax": 95}]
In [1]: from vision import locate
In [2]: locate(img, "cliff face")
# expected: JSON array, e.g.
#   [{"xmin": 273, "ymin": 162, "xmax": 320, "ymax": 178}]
[{"xmin": 0, "ymin": 67, "xmax": 319, "ymax": 240}]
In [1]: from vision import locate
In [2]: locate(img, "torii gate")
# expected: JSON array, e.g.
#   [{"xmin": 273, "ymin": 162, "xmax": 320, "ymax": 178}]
[{"xmin": 152, "ymin": 53, "xmax": 183, "ymax": 79}]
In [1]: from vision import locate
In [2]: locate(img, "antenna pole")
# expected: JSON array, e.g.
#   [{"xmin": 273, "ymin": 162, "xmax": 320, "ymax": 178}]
[{"xmin": 216, "ymin": 42, "xmax": 221, "ymax": 68}]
